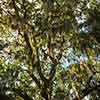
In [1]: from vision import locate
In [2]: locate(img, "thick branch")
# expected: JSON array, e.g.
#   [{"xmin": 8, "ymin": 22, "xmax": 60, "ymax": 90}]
[
  {"xmin": 23, "ymin": 33, "xmax": 42, "ymax": 88},
  {"xmin": 12, "ymin": 0, "xmax": 19, "ymax": 17},
  {"xmin": 23, "ymin": 32, "xmax": 33, "ymax": 55},
  {"xmin": 36, "ymin": 48, "xmax": 48, "ymax": 82},
  {"xmin": 49, "ymin": 63, "xmax": 57, "ymax": 81},
  {"xmin": 80, "ymin": 84, "xmax": 100, "ymax": 99},
  {"xmin": 43, "ymin": 51, "xmax": 58, "ymax": 81},
  {"xmin": 48, "ymin": 53, "xmax": 62, "ymax": 81},
  {"xmin": 19, "ymin": 93, "xmax": 33, "ymax": 100},
  {"xmin": 14, "ymin": 89, "xmax": 33, "ymax": 100},
  {"xmin": 29, "ymin": 72, "xmax": 41, "ymax": 88}
]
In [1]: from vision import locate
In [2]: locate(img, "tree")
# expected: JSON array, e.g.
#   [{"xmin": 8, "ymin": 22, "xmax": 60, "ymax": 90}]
[{"xmin": 0, "ymin": 0, "xmax": 100, "ymax": 100}]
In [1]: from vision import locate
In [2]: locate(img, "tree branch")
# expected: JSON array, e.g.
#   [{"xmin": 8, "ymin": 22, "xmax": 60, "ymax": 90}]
[
  {"xmin": 36, "ymin": 48, "xmax": 48, "ymax": 82},
  {"xmin": 28, "ymin": 72, "xmax": 41, "ymax": 88},
  {"xmin": 23, "ymin": 32, "xmax": 33, "ymax": 55},
  {"xmin": 79, "ymin": 84, "xmax": 100, "ymax": 99},
  {"xmin": 11, "ymin": 0, "xmax": 20, "ymax": 18},
  {"xmin": 14, "ymin": 89, "xmax": 33, "ymax": 100},
  {"xmin": 23, "ymin": 33, "xmax": 42, "ymax": 88},
  {"xmin": 43, "ymin": 51, "xmax": 59, "ymax": 81}
]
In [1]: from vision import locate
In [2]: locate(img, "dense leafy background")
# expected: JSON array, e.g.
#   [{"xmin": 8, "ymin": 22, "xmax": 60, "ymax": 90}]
[{"xmin": 0, "ymin": 0, "xmax": 100, "ymax": 100}]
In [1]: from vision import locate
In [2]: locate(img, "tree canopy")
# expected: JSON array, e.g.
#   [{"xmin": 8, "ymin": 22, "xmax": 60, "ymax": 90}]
[{"xmin": 0, "ymin": 0, "xmax": 100, "ymax": 100}]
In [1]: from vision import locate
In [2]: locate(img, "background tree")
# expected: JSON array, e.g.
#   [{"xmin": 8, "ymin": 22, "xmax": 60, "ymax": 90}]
[{"xmin": 0, "ymin": 0, "xmax": 100, "ymax": 100}]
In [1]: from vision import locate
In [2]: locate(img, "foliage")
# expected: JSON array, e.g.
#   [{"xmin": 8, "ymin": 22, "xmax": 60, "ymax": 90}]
[{"xmin": 0, "ymin": 0, "xmax": 100, "ymax": 100}]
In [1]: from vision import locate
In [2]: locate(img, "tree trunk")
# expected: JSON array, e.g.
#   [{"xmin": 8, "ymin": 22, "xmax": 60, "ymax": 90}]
[{"xmin": 41, "ymin": 86, "xmax": 52, "ymax": 100}]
